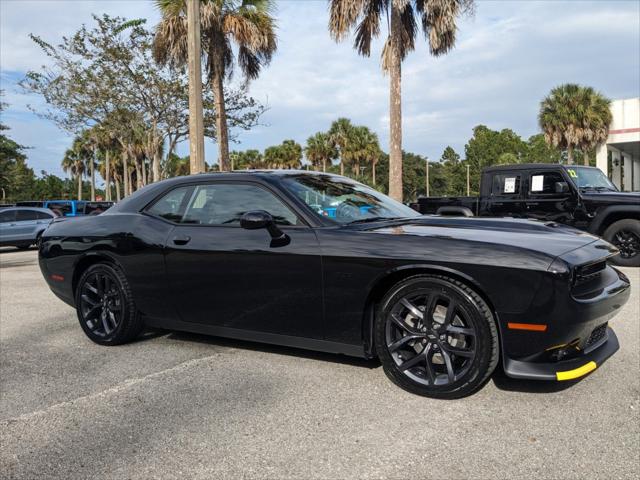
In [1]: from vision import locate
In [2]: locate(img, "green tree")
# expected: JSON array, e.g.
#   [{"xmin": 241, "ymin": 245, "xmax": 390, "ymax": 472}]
[
  {"xmin": 524, "ymin": 133, "xmax": 562, "ymax": 164},
  {"xmin": 264, "ymin": 140, "xmax": 303, "ymax": 169},
  {"xmin": 163, "ymin": 152, "xmax": 192, "ymax": 177},
  {"xmin": 539, "ymin": 84, "xmax": 612, "ymax": 165},
  {"xmin": 23, "ymin": 14, "xmax": 266, "ymax": 198},
  {"xmin": 328, "ymin": 118, "xmax": 355, "ymax": 176},
  {"xmin": 464, "ymin": 125, "xmax": 527, "ymax": 194},
  {"xmin": 0, "ymin": 94, "xmax": 31, "ymax": 202},
  {"xmin": 305, "ymin": 132, "xmax": 338, "ymax": 173},
  {"xmin": 230, "ymin": 149, "xmax": 263, "ymax": 169},
  {"xmin": 328, "ymin": 0, "xmax": 473, "ymax": 201},
  {"xmin": 439, "ymin": 146, "xmax": 466, "ymax": 196},
  {"xmin": 61, "ymin": 138, "xmax": 89, "ymax": 200},
  {"xmin": 339, "ymin": 125, "xmax": 382, "ymax": 182},
  {"xmin": 154, "ymin": 0, "xmax": 277, "ymax": 171}
]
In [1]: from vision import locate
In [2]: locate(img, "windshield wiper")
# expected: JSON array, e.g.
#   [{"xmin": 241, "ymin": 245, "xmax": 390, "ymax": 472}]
[
  {"xmin": 347, "ymin": 216, "xmax": 401, "ymax": 224},
  {"xmin": 581, "ymin": 186, "xmax": 616, "ymax": 192}
]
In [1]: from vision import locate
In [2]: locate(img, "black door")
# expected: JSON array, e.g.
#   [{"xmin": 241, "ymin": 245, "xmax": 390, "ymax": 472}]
[
  {"xmin": 161, "ymin": 181, "xmax": 323, "ymax": 339},
  {"xmin": 486, "ymin": 171, "xmax": 525, "ymax": 217},
  {"xmin": 524, "ymin": 170, "xmax": 576, "ymax": 223}
]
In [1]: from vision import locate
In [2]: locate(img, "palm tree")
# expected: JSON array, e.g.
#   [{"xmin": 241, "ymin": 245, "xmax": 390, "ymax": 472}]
[
  {"xmin": 305, "ymin": 132, "xmax": 337, "ymax": 172},
  {"xmin": 539, "ymin": 84, "xmax": 612, "ymax": 166},
  {"xmin": 154, "ymin": 0, "xmax": 277, "ymax": 171},
  {"xmin": 264, "ymin": 140, "xmax": 302, "ymax": 169},
  {"xmin": 329, "ymin": 0, "xmax": 473, "ymax": 200},
  {"xmin": 328, "ymin": 118, "xmax": 355, "ymax": 176},
  {"xmin": 61, "ymin": 139, "xmax": 88, "ymax": 200},
  {"xmin": 361, "ymin": 128, "xmax": 382, "ymax": 185}
]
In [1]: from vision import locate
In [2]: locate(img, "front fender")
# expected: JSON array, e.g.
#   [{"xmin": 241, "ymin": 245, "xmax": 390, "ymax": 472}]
[{"xmin": 588, "ymin": 205, "xmax": 640, "ymax": 234}]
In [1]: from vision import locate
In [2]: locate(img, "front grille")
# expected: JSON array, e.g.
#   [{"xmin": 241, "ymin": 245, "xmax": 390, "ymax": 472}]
[
  {"xmin": 574, "ymin": 260, "xmax": 606, "ymax": 286},
  {"xmin": 585, "ymin": 323, "xmax": 608, "ymax": 349}
]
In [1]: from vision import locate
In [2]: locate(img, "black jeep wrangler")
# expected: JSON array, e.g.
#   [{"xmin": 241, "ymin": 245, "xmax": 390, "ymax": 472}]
[{"xmin": 411, "ymin": 164, "xmax": 640, "ymax": 266}]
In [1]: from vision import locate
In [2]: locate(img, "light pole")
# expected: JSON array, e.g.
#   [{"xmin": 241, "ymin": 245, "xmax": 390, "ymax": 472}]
[
  {"xmin": 425, "ymin": 156, "xmax": 430, "ymax": 197},
  {"xmin": 187, "ymin": 0, "xmax": 205, "ymax": 174},
  {"xmin": 466, "ymin": 165, "xmax": 470, "ymax": 196}
]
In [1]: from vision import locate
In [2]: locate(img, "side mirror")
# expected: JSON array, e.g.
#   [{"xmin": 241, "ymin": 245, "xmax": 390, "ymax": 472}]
[
  {"xmin": 555, "ymin": 181, "xmax": 570, "ymax": 194},
  {"xmin": 240, "ymin": 210, "xmax": 273, "ymax": 230},
  {"xmin": 240, "ymin": 210, "xmax": 289, "ymax": 246}
]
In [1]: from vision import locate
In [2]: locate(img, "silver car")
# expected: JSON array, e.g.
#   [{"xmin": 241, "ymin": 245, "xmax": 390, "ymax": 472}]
[{"xmin": 0, "ymin": 207, "xmax": 56, "ymax": 249}]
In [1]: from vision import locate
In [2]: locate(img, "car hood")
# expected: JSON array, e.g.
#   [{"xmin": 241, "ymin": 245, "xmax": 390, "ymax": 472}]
[
  {"xmin": 579, "ymin": 191, "xmax": 640, "ymax": 204},
  {"xmin": 358, "ymin": 216, "xmax": 609, "ymax": 259}
]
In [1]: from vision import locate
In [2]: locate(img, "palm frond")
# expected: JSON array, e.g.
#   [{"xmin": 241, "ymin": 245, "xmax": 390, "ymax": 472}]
[
  {"xmin": 419, "ymin": 0, "xmax": 462, "ymax": 56},
  {"xmin": 329, "ymin": 0, "xmax": 369, "ymax": 41},
  {"xmin": 353, "ymin": 0, "xmax": 385, "ymax": 56}
]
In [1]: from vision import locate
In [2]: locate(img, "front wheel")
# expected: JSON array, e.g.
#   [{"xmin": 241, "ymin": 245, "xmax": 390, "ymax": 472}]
[
  {"xmin": 604, "ymin": 219, "xmax": 640, "ymax": 267},
  {"xmin": 75, "ymin": 263, "xmax": 144, "ymax": 345},
  {"xmin": 375, "ymin": 275, "xmax": 499, "ymax": 399}
]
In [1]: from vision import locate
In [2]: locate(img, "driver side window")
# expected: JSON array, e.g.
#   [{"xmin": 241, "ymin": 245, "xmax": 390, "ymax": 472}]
[
  {"xmin": 528, "ymin": 171, "xmax": 565, "ymax": 195},
  {"xmin": 181, "ymin": 183, "xmax": 302, "ymax": 226}
]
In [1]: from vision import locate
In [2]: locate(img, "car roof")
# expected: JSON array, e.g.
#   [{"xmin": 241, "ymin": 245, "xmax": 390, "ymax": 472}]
[
  {"xmin": 483, "ymin": 163, "xmax": 600, "ymax": 172},
  {"xmin": 2, "ymin": 207, "xmax": 56, "ymax": 214},
  {"xmin": 162, "ymin": 169, "xmax": 339, "ymax": 180},
  {"xmin": 106, "ymin": 169, "xmax": 352, "ymax": 221}
]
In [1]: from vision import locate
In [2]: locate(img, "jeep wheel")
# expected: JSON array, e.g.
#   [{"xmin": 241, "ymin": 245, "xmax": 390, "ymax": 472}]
[{"xmin": 604, "ymin": 219, "xmax": 640, "ymax": 267}]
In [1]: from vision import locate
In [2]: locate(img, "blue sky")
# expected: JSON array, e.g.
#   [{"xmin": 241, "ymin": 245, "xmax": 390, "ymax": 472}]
[{"xmin": 1, "ymin": 0, "xmax": 639, "ymax": 181}]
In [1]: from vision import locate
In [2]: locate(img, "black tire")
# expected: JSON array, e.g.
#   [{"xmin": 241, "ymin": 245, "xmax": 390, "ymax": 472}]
[
  {"xmin": 75, "ymin": 263, "xmax": 144, "ymax": 345},
  {"xmin": 604, "ymin": 219, "xmax": 640, "ymax": 267},
  {"xmin": 375, "ymin": 275, "xmax": 499, "ymax": 399},
  {"xmin": 16, "ymin": 245, "xmax": 31, "ymax": 250}
]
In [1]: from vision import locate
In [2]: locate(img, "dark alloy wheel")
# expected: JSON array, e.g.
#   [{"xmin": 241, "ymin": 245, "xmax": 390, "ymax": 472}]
[
  {"xmin": 75, "ymin": 263, "xmax": 144, "ymax": 345},
  {"xmin": 605, "ymin": 219, "xmax": 640, "ymax": 267},
  {"xmin": 375, "ymin": 275, "xmax": 499, "ymax": 399}
]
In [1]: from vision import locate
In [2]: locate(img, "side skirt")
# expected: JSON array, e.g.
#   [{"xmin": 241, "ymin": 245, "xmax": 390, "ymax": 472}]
[{"xmin": 145, "ymin": 317, "xmax": 368, "ymax": 359}]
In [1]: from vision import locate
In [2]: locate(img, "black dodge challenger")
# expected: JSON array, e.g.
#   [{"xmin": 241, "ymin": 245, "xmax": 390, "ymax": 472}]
[{"xmin": 39, "ymin": 171, "xmax": 631, "ymax": 398}]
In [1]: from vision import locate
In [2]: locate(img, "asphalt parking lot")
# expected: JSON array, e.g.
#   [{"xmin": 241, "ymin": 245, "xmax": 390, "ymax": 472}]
[{"xmin": 0, "ymin": 248, "xmax": 638, "ymax": 480}]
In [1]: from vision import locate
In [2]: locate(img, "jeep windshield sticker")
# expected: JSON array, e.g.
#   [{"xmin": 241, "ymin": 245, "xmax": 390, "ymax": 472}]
[
  {"xmin": 567, "ymin": 169, "xmax": 578, "ymax": 178},
  {"xmin": 531, "ymin": 175, "xmax": 544, "ymax": 192},
  {"xmin": 504, "ymin": 177, "xmax": 516, "ymax": 193}
]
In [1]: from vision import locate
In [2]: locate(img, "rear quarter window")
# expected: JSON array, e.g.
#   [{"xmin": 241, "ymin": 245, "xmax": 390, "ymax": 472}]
[
  {"xmin": 491, "ymin": 173, "xmax": 521, "ymax": 196},
  {"xmin": 146, "ymin": 186, "xmax": 192, "ymax": 222}
]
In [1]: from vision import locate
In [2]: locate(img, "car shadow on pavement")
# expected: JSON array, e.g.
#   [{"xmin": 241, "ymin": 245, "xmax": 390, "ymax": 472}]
[
  {"xmin": 141, "ymin": 328, "xmax": 381, "ymax": 369},
  {"xmin": 0, "ymin": 246, "xmax": 36, "ymax": 254},
  {"xmin": 491, "ymin": 364, "xmax": 583, "ymax": 394}
]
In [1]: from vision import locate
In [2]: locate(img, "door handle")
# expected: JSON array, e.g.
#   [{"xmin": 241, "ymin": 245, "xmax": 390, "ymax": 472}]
[{"xmin": 172, "ymin": 235, "xmax": 191, "ymax": 246}]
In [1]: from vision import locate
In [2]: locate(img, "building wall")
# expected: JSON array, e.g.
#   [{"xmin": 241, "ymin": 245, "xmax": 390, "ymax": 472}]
[{"xmin": 596, "ymin": 98, "xmax": 640, "ymax": 192}]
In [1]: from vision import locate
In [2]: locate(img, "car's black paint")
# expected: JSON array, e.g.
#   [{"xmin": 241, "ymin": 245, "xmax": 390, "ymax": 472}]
[{"xmin": 39, "ymin": 171, "xmax": 630, "ymax": 380}]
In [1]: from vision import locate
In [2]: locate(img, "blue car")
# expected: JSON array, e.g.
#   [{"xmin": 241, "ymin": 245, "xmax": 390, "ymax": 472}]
[
  {"xmin": 16, "ymin": 200, "xmax": 114, "ymax": 217},
  {"xmin": 0, "ymin": 207, "xmax": 56, "ymax": 249}
]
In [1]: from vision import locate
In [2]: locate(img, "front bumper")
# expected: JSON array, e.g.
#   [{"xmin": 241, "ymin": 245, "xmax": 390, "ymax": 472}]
[
  {"xmin": 499, "ymin": 263, "xmax": 630, "ymax": 381},
  {"xmin": 504, "ymin": 327, "xmax": 619, "ymax": 380}
]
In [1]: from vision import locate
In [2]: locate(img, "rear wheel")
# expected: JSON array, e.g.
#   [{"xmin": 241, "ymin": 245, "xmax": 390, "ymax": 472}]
[
  {"xmin": 75, "ymin": 263, "xmax": 144, "ymax": 345},
  {"xmin": 375, "ymin": 275, "xmax": 499, "ymax": 399},
  {"xmin": 604, "ymin": 219, "xmax": 640, "ymax": 267}
]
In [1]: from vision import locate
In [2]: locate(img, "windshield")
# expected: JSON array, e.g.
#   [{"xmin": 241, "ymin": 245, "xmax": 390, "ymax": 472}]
[
  {"xmin": 281, "ymin": 174, "xmax": 421, "ymax": 224},
  {"xmin": 566, "ymin": 167, "xmax": 618, "ymax": 191}
]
